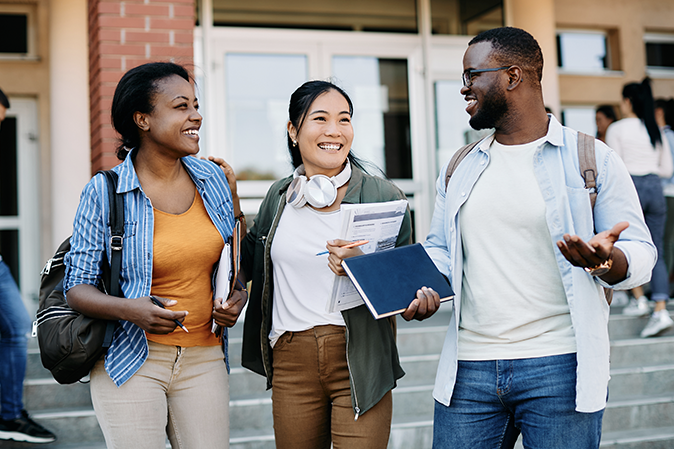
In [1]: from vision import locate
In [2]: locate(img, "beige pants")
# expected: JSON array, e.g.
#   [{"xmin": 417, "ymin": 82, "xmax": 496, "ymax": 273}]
[{"xmin": 91, "ymin": 340, "xmax": 230, "ymax": 449}]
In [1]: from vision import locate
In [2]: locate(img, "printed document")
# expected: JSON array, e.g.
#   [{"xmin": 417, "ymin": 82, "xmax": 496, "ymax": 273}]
[{"xmin": 327, "ymin": 199, "xmax": 408, "ymax": 313}]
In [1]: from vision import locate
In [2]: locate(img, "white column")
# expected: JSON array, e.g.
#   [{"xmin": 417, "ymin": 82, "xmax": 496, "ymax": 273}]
[
  {"xmin": 504, "ymin": 0, "xmax": 561, "ymax": 116},
  {"xmin": 49, "ymin": 0, "xmax": 91, "ymax": 245}
]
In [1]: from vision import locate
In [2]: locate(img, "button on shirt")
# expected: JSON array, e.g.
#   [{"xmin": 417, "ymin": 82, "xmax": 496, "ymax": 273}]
[
  {"xmin": 424, "ymin": 115, "xmax": 656, "ymax": 413},
  {"xmin": 64, "ymin": 152, "xmax": 234, "ymax": 387}
]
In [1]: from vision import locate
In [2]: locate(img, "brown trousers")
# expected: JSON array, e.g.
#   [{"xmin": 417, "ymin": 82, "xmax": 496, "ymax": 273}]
[{"xmin": 271, "ymin": 324, "xmax": 392, "ymax": 449}]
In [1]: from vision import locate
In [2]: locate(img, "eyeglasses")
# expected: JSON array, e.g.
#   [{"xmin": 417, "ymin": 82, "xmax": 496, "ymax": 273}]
[{"xmin": 462, "ymin": 66, "xmax": 511, "ymax": 87}]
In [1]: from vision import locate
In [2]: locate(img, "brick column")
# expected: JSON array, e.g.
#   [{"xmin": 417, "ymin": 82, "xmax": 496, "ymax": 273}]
[{"xmin": 88, "ymin": 0, "xmax": 195, "ymax": 172}]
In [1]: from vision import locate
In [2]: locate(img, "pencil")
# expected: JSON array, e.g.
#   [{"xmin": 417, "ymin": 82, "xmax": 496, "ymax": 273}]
[
  {"xmin": 316, "ymin": 240, "xmax": 369, "ymax": 256},
  {"xmin": 149, "ymin": 296, "xmax": 189, "ymax": 333}
]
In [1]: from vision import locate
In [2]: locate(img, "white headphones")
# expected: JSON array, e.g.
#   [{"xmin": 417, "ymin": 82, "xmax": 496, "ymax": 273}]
[{"xmin": 286, "ymin": 160, "xmax": 352, "ymax": 208}]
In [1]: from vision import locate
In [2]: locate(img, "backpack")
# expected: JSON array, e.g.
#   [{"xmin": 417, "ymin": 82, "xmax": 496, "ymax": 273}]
[
  {"xmin": 444, "ymin": 132, "xmax": 613, "ymax": 305},
  {"xmin": 34, "ymin": 170, "xmax": 123, "ymax": 384}
]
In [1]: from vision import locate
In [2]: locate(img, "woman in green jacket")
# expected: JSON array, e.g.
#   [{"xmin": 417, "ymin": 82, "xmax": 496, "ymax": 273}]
[{"xmin": 234, "ymin": 80, "xmax": 439, "ymax": 449}]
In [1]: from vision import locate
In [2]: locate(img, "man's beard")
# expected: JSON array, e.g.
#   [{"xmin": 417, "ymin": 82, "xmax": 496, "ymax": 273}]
[{"xmin": 469, "ymin": 84, "xmax": 509, "ymax": 130}]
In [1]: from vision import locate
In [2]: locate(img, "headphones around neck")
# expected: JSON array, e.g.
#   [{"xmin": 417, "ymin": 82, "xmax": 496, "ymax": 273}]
[{"xmin": 286, "ymin": 160, "xmax": 352, "ymax": 208}]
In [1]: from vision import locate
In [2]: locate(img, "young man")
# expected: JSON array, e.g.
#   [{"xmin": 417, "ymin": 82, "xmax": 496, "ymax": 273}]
[
  {"xmin": 0, "ymin": 88, "xmax": 56, "ymax": 444},
  {"xmin": 424, "ymin": 28, "xmax": 656, "ymax": 448}
]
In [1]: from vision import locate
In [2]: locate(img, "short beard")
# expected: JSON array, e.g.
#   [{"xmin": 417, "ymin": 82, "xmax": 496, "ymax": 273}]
[{"xmin": 469, "ymin": 84, "xmax": 509, "ymax": 130}]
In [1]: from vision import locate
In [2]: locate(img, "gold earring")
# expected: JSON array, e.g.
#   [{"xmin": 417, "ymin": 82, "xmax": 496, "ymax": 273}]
[{"xmin": 292, "ymin": 140, "xmax": 297, "ymax": 147}]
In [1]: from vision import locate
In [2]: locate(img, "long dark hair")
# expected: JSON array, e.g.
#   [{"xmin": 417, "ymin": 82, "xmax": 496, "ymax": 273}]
[
  {"xmin": 287, "ymin": 80, "xmax": 369, "ymax": 173},
  {"xmin": 622, "ymin": 78, "xmax": 661, "ymax": 148},
  {"xmin": 111, "ymin": 62, "xmax": 192, "ymax": 160}
]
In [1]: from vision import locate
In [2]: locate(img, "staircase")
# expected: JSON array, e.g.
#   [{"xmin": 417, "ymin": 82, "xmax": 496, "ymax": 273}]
[{"xmin": 2, "ymin": 303, "xmax": 673, "ymax": 449}]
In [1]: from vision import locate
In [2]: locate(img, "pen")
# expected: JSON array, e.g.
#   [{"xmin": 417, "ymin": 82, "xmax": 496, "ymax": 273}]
[
  {"xmin": 316, "ymin": 240, "xmax": 369, "ymax": 256},
  {"xmin": 149, "ymin": 296, "xmax": 189, "ymax": 333}
]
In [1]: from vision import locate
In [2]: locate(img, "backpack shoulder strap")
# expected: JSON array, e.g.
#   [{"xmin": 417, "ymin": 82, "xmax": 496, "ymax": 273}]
[
  {"xmin": 577, "ymin": 132, "xmax": 597, "ymax": 209},
  {"xmin": 576, "ymin": 133, "xmax": 613, "ymax": 305},
  {"xmin": 444, "ymin": 140, "xmax": 481, "ymax": 190},
  {"xmin": 99, "ymin": 170, "xmax": 123, "ymax": 346}
]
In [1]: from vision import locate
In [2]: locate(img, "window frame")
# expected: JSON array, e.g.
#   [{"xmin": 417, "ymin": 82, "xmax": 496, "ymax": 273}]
[
  {"xmin": 644, "ymin": 32, "xmax": 674, "ymax": 78},
  {"xmin": 0, "ymin": 3, "xmax": 37, "ymax": 60},
  {"xmin": 556, "ymin": 29, "xmax": 619, "ymax": 76}
]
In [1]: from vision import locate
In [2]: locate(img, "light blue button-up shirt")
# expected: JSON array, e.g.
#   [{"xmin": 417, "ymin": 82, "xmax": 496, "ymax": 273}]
[
  {"xmin": 65, "ymin": 151, "xmax": 234, "ymax": 387},
  {"xmin": 424, "ymin": 115, "xmax": 656, "ymax": 412}
]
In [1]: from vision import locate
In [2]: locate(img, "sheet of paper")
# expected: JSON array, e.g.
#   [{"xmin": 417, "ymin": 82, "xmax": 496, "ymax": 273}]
[
  {"xmin": 327, "ymin": 199, "xmax": 408, "ymax": 313},
  {"xmin": 212, "ymin": 242, "xmax": 231, "ymax": 333}
]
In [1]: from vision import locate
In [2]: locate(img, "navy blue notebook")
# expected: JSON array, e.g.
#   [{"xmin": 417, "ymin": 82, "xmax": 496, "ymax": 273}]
[{"xmin": 341, "ymin": 243, "xmax": 454, "ymax": 319}]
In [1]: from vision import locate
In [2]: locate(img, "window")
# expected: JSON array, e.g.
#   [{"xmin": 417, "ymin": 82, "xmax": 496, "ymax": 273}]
[
  {"xmin": 645, "ymin": 33, "xmax": 674, "ymax": 75},
  {"xmin": 209, "ymin": 0, "xmax": 417, "ymax": 33},
  {"xmin": 557, "ymin": 31, "xmax": 610, "ymax": 73},
  {"xmin": 0, "ymin": 4, "xmax": 36, "ymax": 59},
  {"xmin": 431, "ymin": 0, "xmax": 503, "ymax": 35},
  {"xmin": 561, "ymin": 107, "xmax": 597, "ymax": 137}
]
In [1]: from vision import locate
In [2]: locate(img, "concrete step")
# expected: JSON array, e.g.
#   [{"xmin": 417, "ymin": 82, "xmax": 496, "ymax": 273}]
[
  {"xmin": 22, "ymin": 379, "xmax": 91, "ymax": 411},
  {"xmin": 608, "ymin": 312, "xmax": 674, "ymax": 340},
  {"xmin": 602, "ymin": 394, "xmax": 674, "ymax": 433},
  {"xmin": 609, "ymin": 364, "xmax": 674, "ymax": 397},
  {"xmin": 0, "ymin": 408, "xmax": 102, "ymax": 448},
  {"xmin": 600, "ymin": 426, "xmax": 674, "ymax": 448},
  {"xmin": 609, "ymin": 336, "xmax": 674, "ymax": 368}
]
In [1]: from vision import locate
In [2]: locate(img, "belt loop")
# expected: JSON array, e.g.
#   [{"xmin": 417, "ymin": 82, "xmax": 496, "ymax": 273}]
[{"xmin": 287, "ymin": 332, "xmax": 293, "ymax": 344}]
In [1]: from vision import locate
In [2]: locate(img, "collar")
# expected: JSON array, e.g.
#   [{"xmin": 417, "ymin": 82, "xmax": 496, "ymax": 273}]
[
  {"xmin": 474, "ymin": 114, "xmax": 565, "ymax": 154},
  {"xmin": 115, "ymin": 149, "xmax": 215, "ymax": 194}
]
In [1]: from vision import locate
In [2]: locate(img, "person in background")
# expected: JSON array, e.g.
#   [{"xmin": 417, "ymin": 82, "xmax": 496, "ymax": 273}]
[
  {"xmin": 606, "ymin": 79, "xmax": 674, "ymax": 337},
  {"xmin": 0, "ymin": 88, "xmax": 57, "ymax": 443},
  {"xmin": 425, "ymin": 27, "xmax": 655, "ymax": 448},
  {"xmin": 236, "ymin": 80, "xmax": 440, "ymax": 449},
  {"xmin": 656, "ymin": 99, "xmax": 674, "ymax": 297},
  {"xmin": 596, "ymin": 104, "xmax": 617, "ymax": 143},
  {"xmin": 65, "ymin": 63, "xmax": 245, "ymax": 448}
]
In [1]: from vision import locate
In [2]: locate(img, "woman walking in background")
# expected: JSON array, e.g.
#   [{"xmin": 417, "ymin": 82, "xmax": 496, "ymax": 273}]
[{"xmin": 606, "ymin": 78, "xmax": 674, "ymax": 337}]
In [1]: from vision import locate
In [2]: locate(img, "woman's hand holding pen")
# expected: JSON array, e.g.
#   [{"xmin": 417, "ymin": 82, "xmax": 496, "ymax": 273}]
[
  {"xmin": 129, "ymin": 296, "xmax": 189, "ymax": 334},
  {"xmin": 326, "ymin": 239, "xmax": 367, "ymax": 276},
  {"xmin": 213, "ymin": 289, "xmax": 248, "ymax": 328}
]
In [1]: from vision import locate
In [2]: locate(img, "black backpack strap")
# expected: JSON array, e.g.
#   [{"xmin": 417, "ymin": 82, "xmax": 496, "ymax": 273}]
[
  {"xmin": 445, "ymin": 140, "xmax": 481, "ymax": 191},
  {"xmin": 99, "ymin": 170, "xmax": 123, "ymax": 346}
]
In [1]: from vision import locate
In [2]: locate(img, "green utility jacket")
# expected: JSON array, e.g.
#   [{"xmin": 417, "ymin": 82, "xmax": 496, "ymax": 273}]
[{"xmin": 240, "ymin": 165, "xmax": 411, "ymax": 417}]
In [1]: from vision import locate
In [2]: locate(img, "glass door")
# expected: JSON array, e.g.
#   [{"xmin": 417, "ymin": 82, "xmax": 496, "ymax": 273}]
[{"xmin": 0, "ymin": 98, "xmax": 40, "ymax": 308}]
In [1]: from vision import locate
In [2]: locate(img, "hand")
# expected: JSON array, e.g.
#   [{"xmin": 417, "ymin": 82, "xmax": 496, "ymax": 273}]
[
  {"xmin": 401, "ymin": 287, "xmax": 441, "ymax": 321},
  {"xmin": 557, "ymin": 221, "xmax": 628, "ymax": 269},
  {"xmin": 202, "ymin": 156, "xmax": 238, "ymax": 198},
  {"xmin": 130, "ymin": 296, "xmax": 188, "ymax": 334},
  {"xmin": 212, "ymin": 289, "xmax": 248, "ymax": 328},
  {"xmin": 326, "ymin": 239, "xmax": 366, "ymax": 276}
]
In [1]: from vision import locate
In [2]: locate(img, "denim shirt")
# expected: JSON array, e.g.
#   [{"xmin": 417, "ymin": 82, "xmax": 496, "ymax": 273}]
[
  {"xmin": 64, "ymin": 151, "xmax": 234, "ymax": 387},
  {"xmin": 424, "ymin": 115, "xmax": 656, "ymax": 413}
]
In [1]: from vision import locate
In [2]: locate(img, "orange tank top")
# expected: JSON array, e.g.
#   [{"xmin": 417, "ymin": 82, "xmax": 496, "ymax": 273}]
[{"xmin": 146, "ymin": 188, "xmax": 223, "ymax": 347}]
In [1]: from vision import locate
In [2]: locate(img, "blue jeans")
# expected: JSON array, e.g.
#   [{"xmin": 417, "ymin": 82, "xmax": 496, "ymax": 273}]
[
  {"xmin": 632, "ymin": 174, "xmax": 669, "ymax": 301},
  {"xmin": 432, "ymin": 353, "xmax": 604, "ymax": 449},
  {"xmin": 0, "ymin": 258, "xmax": 31, "ymax": 420}
]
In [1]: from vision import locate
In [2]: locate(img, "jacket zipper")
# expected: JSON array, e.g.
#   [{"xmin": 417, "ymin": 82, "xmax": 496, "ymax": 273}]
[{"xmin": 344, "ymin": 324, "xmax": 361, "ymax": 420}]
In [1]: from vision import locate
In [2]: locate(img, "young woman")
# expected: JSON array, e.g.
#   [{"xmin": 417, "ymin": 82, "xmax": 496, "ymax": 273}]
[
  {"xmin": 234, "ymin": 80, "xmax": 439, "ymax": 448},
  {"xmin": 606, "ymin": 78, "xmax": 674, "ymax": 337},
  {"xmin": 64, "ymin": 62, "xmax": 246, "ymax": 448},
  {"xmin": 595, "ymin": 104, "xmax": 617, "ymax": 143}
]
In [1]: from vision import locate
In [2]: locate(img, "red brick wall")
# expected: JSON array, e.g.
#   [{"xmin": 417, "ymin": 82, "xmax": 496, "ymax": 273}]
[{"xmin": 88, "ymin": 0, "xmax": 195, "ymax": 172}]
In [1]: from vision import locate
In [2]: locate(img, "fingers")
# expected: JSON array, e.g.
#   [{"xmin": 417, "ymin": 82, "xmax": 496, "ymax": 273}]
[
  {"xmin": 401, "ymin": 287, "xmax": 440, "ymax": 321},
  {"xmin": 606, "ymin": 221, "xmax": 629, "ymax": 242},
  {"xmin": 143, "ymin": 296, "xmax": 188, "ymax": 334},
  {"xmin": 213, "ymin": 290, "xmax": 248, "ymax": 327}
]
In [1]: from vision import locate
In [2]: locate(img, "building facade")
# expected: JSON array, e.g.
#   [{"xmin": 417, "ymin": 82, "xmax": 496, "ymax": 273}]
[{"xmin": 0, "ymin": 0, "xmax": 673, "ymax": 308}]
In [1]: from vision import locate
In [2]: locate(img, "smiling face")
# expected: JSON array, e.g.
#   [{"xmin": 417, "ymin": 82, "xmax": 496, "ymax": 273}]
[
  {"xmin": 461, "ymin": 42, "xmax": 510, "ymax": 131},
  {"xmin": 288, "ymin": 89, "xmax": 354, "ymax": 178},
  {"xmin": 136, "ymin": 75, "xmax": 202, "ymax": 157}
]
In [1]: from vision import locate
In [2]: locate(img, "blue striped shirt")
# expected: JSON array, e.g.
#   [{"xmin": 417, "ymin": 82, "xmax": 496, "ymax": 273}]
[{"xmin": 64, "ymin": 151, "xmax": 234, "ymax": 387}]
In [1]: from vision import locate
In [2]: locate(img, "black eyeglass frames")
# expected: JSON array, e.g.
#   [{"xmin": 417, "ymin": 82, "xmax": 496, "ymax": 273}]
[{"xmin": 462, "ymin": 66, "xmax": 512, "ymax": 87}]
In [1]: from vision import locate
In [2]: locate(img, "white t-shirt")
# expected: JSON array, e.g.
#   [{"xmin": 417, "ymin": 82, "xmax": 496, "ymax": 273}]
[
  {"xmin": 269, "ymin": 204, "xmax": 345, "ymax": 346},
  {"xmin": 606, "ymin": 117, "xmax": 673, "ymax": 179},
  {"xmin": 457, "ymin": 137, "xmax": 577, "ymax": 360}
]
